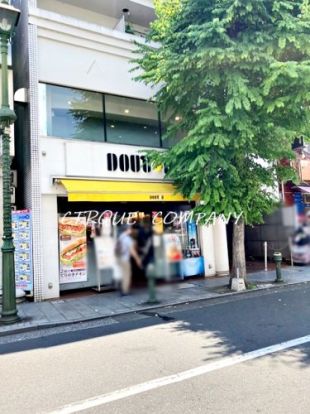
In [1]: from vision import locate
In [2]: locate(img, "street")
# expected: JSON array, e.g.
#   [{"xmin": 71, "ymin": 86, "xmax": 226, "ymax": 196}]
[{"xmin": 0, "ymin": 284, "xmax": 309, "ymax": 414}]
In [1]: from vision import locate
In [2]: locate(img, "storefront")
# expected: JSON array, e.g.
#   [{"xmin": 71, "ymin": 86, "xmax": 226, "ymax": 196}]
[
  {"xmin": 56, "ymin": 180, "xmax": 205, "ymax": 292},
  {"xmin": 12, "ymin": 5, "xmax": 230, "ymax": 301}
]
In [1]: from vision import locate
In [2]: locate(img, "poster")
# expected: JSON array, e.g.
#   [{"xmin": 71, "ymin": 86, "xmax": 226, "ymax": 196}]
[
  {"xmin": 187, "ymin": 220, "xmax": 198, "ymax": 249},
  {"xmin": 59, "ymin": 216, "xmax": 87, "ymax": 284},
  {"xmin": 163, "ymin": 233, "xmax": 183, "ymax": 262},
  {"xmin": 12, "ymin": 209, "xmax": 33, "ymax": 292}
]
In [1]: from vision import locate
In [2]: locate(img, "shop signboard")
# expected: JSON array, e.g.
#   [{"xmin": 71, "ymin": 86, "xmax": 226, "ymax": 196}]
[
  {"xmin": 58, "ymin": 217, "xmax": 87, "ymax": 284},
  {"xmin": 12, "ymin": 209, "xmax": 33, "ymax": 292}
]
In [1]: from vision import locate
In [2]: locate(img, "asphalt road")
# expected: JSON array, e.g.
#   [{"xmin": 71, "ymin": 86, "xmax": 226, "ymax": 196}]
[{"xmin": 0, "ymin": 284, "xmax": 309, "ymax": 414}]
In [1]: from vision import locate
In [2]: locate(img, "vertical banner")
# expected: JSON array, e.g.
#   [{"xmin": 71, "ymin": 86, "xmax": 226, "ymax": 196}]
[
  {"xmin": 293, "ymin": 192, "xmax": 305, "ymax": 224},
  {"xmin": 58, "ymin": 217, "xmax": 87, "ymax": 284},
  {"xmin": 187, "ymin": 220, "xmax": 198, "ymax": 249},
  {"xmin": 12, "ymin": 209, "xmax": 33, "ymax": 292}
]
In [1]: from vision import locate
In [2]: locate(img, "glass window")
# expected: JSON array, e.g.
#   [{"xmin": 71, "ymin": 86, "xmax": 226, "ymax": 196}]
[
  {"xmin": 161, "ymin": 112, "xmax": 183, "ymax": 148},
  {"xmin": 105, "ymin": 95, "xmax": 160, "ymax": 147},
  {"xmin": 43, "ymin": 84, "xmax": 104, "ymax": 142}
]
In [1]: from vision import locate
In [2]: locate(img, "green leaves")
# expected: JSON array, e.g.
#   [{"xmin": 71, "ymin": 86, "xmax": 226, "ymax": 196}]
[
  {"xmin": 279, "ymin": 37, "xmax": 287, "ymax": 48},
  {"xmin": 134, "ymin": 0, "xmax": 310, "ymax": 225}
]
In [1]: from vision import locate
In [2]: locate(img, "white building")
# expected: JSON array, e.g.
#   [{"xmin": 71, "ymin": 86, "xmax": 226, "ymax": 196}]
[{"xmin": 12, "ymin": 0, "xmax": 229, "ymax": 301}]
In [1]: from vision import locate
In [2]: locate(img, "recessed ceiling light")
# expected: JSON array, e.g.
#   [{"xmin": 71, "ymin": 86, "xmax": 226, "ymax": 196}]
[
  {"xmin": 110, "ymin": 125, "xmax": 115, "ymax": 128},
  {"xmin": 124, "ymin": 109, "xmax": 130, "ymax": 114}
]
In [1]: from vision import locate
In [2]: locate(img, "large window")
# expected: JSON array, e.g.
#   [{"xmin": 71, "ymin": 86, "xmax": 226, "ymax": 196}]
[
  {"xmin": 39, "ymin": 84, "xmax": 179, "ymax": 148},
  {"xmin": 41, "ymin": 84, "xmax": 104, "ymax": 142},
  {"xmin": 161, "ymin": 112, "xmax": 183, "ymax": 148},
  {"xmin": 105, "ymin": 95, "xmax": 160, "ymax": 147}
]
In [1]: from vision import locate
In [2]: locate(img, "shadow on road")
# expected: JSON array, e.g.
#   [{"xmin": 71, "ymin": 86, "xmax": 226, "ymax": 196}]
[{"xmin": 0, "ymin": 285, "xmax": 309, "ymax": 368}]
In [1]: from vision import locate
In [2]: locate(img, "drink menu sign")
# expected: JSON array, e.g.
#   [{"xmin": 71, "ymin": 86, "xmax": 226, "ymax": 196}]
[{"xmin": 12, "ymin": 209, "xmax": 33, "ymax": 292}]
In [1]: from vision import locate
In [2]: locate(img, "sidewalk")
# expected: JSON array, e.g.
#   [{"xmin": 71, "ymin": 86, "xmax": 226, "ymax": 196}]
[{"xmin": 0, "ymin": 266, "xmax": 309, "ymax": 337}]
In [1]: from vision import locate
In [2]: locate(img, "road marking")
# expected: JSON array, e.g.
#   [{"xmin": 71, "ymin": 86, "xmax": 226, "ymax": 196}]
[{"xmin": 49, "ymin": 334, "xmax": 310, "ymax": 414}]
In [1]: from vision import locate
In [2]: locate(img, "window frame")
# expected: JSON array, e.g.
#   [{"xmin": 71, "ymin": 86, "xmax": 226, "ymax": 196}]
[{"xmin": 39, "ymin": 82, "xmax": 165, "ymax": 149}]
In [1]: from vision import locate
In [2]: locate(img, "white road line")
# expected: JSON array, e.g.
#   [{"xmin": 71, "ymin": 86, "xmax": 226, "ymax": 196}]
[{"xmin": 49, "ymin": 334, "xmax": 310, "ymax": 414}]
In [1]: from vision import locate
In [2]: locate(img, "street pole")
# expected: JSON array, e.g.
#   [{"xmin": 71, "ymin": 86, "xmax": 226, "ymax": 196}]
[
  {"xmin": 273, "ymin": 252, "xmax": 284, "ymax": 284},
  {"xmin": 0, "ymin": 0, "xmax": 20, "ymax": 324}
]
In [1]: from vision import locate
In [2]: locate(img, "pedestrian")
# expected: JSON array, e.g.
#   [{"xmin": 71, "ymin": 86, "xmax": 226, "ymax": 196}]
[{"xmin": 115, "ymin": 225, "xmax": 142, "ymax": 295}]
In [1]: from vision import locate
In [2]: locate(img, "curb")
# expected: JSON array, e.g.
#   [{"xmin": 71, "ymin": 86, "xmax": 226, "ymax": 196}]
[{"xmin": 0, "ymin": 280, "xmax": 309, "ymax": 338}]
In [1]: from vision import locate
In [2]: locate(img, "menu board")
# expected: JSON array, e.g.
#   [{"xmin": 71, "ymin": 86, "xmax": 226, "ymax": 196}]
[
  {"xmin": 94, "ymin": 236, "xmax": 116, "ymax": 270},
  {"xmin": 12, "ymin": 209, "xmax": 33, "ymax": 292},
  {"xmin": 59, "ymin": 216, "xmax": 87, "ymax": 284}
]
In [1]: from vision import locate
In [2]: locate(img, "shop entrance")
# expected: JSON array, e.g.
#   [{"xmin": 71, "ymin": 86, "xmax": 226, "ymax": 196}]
[{"xmin": 57, "ymin": 198, "xmax": 203, "ymax": 292}]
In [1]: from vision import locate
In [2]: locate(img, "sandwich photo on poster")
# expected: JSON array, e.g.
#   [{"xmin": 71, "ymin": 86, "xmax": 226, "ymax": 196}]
[{"xmin": 58, "ymin": 217, "xmax": 87, "ymax": 284}]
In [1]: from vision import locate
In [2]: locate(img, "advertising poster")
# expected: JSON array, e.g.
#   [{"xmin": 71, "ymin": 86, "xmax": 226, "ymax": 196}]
[
  {"xmin": 12, "ymin": 209, "xmax": 33, "ymax": 292},
  {"xmin": 59, "ymin": 217, "xmax": 87, "ymax": 284},
  {"xmin": 187, "ymin": 220, "xmax": 198, "ymax": 249},
  {"xmin": 163, "ymin": 233, "xmax": 183, "ymax": 262}
]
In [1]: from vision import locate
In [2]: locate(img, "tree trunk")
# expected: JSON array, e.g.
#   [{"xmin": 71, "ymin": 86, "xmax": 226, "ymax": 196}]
[{"xmin": 231, "ymin": 218, "xmax": 246, "ymax": 283}]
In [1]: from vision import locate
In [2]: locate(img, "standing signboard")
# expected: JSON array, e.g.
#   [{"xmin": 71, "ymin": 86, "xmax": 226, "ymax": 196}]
[
  {"xmin": 12, "ymin": 209, "xmax": 33, "ymax": 292},
  {"xmin": 58, "ymin": 216, "xmax": 88, "ymax": 284}
]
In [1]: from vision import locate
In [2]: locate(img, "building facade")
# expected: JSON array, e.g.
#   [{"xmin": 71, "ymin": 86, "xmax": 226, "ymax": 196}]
[{"xmin": 12, "ymin": 0, "xmax": 230, "ymax": 301}]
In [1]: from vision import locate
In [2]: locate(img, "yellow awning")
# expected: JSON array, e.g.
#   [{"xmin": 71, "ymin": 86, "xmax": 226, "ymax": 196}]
[{"xmin": 59, "ymin": 179, "xmax": 187, "ymax": 202}]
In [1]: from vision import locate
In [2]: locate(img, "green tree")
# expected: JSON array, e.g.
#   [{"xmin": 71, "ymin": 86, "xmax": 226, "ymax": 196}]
[{"xmin": 134, "ymin": 0, "xmax": 310, "ymax": 282}]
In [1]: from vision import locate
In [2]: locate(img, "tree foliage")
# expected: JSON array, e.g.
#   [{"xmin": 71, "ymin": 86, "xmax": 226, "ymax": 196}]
[{"xmin": 134, "ymin": 0, "xmax": 310, "ymax": 225}]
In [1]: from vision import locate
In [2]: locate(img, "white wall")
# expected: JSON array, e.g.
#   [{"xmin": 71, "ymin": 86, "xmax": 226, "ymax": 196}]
[
  {"xmin": 213, "ymin": 219, "xmax": 230, "ymax": 275},
  {"xmin": 37, "ymin": 37, "xmax": 151, "ymax": 99},
  {"xmin": 37, "ymin": 0, "xmax": 118, "ymax": 28},
  {"xmin": 30, "ymin": 7, "xmax": 155, "ymax": 99},
  {"xmin": 41, "ymin": 194, "xmax": 60, "ymax": 299},
  {"xmin": 200, "ymin": 225, "xmax": 216, "ymax": 277},
  {"xmin": 39, "ymin": 137, "xmax": 165, "ymax": 195}
]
